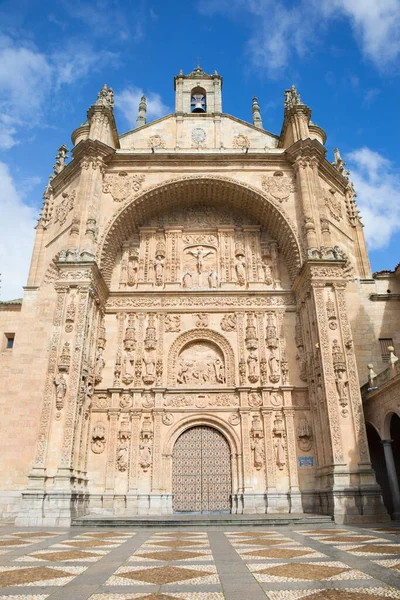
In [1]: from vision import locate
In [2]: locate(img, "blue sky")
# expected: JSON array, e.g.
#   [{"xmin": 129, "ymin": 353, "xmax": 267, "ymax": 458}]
[{"xmin": 1, "ymin": 0, "xmax": 400, "ymax": 299}]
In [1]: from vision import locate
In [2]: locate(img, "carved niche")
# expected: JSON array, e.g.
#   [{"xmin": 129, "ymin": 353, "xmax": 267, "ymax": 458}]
[{"xmin": 176, "ymin": 341, "xmax": 226, "ymax": 386}]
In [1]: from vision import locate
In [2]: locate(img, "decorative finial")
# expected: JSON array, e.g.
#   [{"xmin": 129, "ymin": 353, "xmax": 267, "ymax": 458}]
[
  {"xmin": 53, "ymin": 144, "xmax": 68, "ymax": 175},
  {"xmin": 136, "ymin": 95, "xmax": 147, "ymax": 128},
  {"xmin": 196, "ymin": 56, "xmax": 201, "ymax": 68},
  {"xmin": 252, "ymin": 97, "xmax": 263, "ymax": 129},
  {"xmin": 388, "ymin": 346, "xmax": 399, "ymax": 368},
  {"xmin": 284, "ymin": 85, "xmax": 303, "ymax": 110},
  {"xmin": 95, "ymin": 83, "xmax": 114, "ymax": 109},
  {"xmin": 332, "ymin": 148, "xmax": 350, "ymax": 179}
]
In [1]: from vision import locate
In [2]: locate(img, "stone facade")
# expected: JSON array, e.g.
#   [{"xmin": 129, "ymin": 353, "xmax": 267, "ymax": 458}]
[{"xmin": 0, "ymin": 67, "xmax": 397, "ymax": 526}]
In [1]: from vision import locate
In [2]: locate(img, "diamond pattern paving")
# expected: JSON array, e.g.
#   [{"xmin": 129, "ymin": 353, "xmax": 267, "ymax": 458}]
[
  {"xmin": 236, "ymin": 538, "xmax": 287, "ymax": 547},
  {"xmin": 29, "ymin": 549, "xmax": 101, "ymax": 561},
  {"xmin": 61, "ymin": 539, "xmax": 115, "ymax": 548},
  {"xmin": 322, "ymin": 535, "xmax": 376, "ymax": 543},
  {"xmin": 135, "ymin": 549, "xmax": 208, "ymax": 561},
  {"xmin": 303, "ymin": 592, "xmax": 400, "ymax": 600},
  {"xmin": 243, "ymin": 547, "xmax": 314, "ymax": 559},
  {"xmin": 352, "ymin": 544, "xmax": 400, "ymax": 554},
  {"xmin": 257, "ymin": 562, "xmax": 349, "ymax": 580},
  {"xmin": 0, "ymin": 566, "xmax": 70, "ymax": 586},
  {"xmin": 115, "ymin": 566, "xmax": 213, "ymax": 584},
  {"xmin": 150, "ymin": 540, "xmax": 205, "ymax": 548}
]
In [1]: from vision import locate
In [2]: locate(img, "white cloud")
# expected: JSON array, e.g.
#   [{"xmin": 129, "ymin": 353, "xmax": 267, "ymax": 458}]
[
  {"xmin": 198, "ymin": 0, "xmax": 400, "ymax": 75},
  {"xmin": 116, "ymin": 86, "xmax": 169, "ymax": 129},
  {"xmin": 53, "ymin": 45, "xmax": 118, "ymax": 89},
  {"xmin": 346, "ymin": 147, "xmax": 400, "ymax": 250},
  {"xmin": 0, "ymin": 162, "xmax": 37, "ymax": 301}
]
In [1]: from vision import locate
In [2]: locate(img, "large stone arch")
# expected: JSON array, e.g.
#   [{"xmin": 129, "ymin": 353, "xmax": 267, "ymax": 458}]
[
  {"xmin": 167, "ymin": 328, "xmax": 235, "ymax": 387},
  {"xmin": 97, "ymin": 175, "xmax": 302, "ymax": 286}
]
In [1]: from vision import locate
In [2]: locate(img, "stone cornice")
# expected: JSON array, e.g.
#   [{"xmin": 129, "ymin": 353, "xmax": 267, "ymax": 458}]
[
  {"xmin": 285, "ymin": 138, "xmax": 327, "ymax": 165},
  {"xmin": 109, "ymin": 151, "xmax": 287, "ymax": 168},
  {"xmin": 55, "ymin": 260, "xmax": 109, "ymax": 306},
  {"xmin": 293, "ymin": 259, "xmax": 347, "ymax": 296}
]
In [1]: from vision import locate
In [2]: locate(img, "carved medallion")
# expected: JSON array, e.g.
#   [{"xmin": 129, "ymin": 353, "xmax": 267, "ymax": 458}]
[
  {"xmin": 148, "ymin": 134, "xmax": 165, "ymax": 149},
  {"xmin": 233, "ymin": 134, "xmax": 250, "ymax": 149},
  {"xmin": 325, "ymin": 189, "xmax": 342, "ymax": 222},
  {"xmin": 192, "ymin": 127, "xmax": 206, "ymax": 147},
  {"xmin": 229, "ymin": 413, "xmax": 240, "ymax": 426},
  {"xmin": 54, "ymin": 190, "xmax": 76, "ymax": 226}
]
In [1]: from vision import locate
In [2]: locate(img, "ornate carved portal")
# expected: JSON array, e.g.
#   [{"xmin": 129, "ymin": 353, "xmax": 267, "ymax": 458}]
[{"xmin": 172, "ymin": 426, "xmax": 232, "ymax": 513}]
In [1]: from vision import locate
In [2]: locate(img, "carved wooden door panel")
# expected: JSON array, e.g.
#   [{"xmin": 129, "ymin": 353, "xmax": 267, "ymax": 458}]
[{"xmin": 172, "ymin": 426, "xmax": 231, "ymax": 513}]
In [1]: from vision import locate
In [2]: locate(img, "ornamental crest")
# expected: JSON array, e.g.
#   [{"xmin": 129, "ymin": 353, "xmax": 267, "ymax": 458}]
[
  {"xmin": 325, "ymin": 190, "xmax": 342, "ymax": 222},
  {"xmin": 148, "ymin": 134, "xmax": 165, "ymax": 149},
  {"xmin": 262, "ymin": 174, "xmax": 294, "ymax": 203},
  {"xmin": 192, "ymin": 127, "xmax": 206, "ymax": 147},
  {"xmin": 102, "ymin": 171, "xmax": 145, "ymax": 202},
  {"xmin": 233, "ymin": 134, "xmax": 250, "ymax": 149},
  {"xmin": 54, "ymin": 190, "xmax": 76, "ymax": 226}
]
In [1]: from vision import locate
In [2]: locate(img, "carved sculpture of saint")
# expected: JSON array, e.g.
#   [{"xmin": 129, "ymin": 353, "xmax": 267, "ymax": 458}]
[
  {"xmin": 335, "ymin": 368, "xmax": 348, "ymax": 405},
  {"xmin": 235, "ymin": 254, "xmax": 247, "ymax": 286},
  {"xmin": 269, "ymin": 348, "xmax": 280, "ymax": 381},
  {"xmin": 94, "ymin": 347, "xmax": 105, "ymax": 383},
  {"xmin": 127, "ymin": 254, "xmax": 138, "ymax": 287},
  {"xmin": 213, "ymin": 358, "xmax": 226, "ymax": 383},
  {"xmin": 122, "ymin": 350, "xmax": 134, "ymax": 384},
  {"xmin": 154, "ymin": 254, "xmax": 165, "ymax": 286},
  {"xmin": 177, "ymin": 358, "xmax": 190, "ymax": 384},
  {"xmin": 143, "ymin": 355, "xmax": 156, "ymax": 377},
  {"xmin": 208, "ymin": 268, "xmax": 218, "ymax": 289},
  {"xmin": 182, "ymin": 270, "xmax": 192, "ymax": 289},
  {"xmin": 275, "ymin": 437, "xmax": 286, "ymax": 470},
  {"xmin": 187, "ymin": 246, "xmax": 214, "ymax": 274},
  {"xmin": 251, "ymin": 438, "xmax": 264, "ymax": 470},
  {"xmin": 54, "ymin": 372, "xmax": 67, "ymax": 410},
  {"xmin": 139, "ymin": 442, "xmax": 152, "ymax": 472},
  {"xmin": 117, "ymin": 442, "xmax": 129, "ymax": 471},
  {"xmin": 247, "ymin": 350, "xmax": 258, "ymax": 380},
  {"xmin": 262, "ymin": 261, "xmax": 274, "ymax": 286}
]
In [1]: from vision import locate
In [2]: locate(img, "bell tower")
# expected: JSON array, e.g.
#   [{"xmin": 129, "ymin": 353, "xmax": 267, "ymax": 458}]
[{"xmin": 174, "ymin": 65, "xmax": 223, "ymax": 115}]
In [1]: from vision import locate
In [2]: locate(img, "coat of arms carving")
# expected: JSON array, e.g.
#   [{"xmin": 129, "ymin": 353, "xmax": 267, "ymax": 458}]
[
  {"xmin": 102, "ymin": 171, "xmax": 145, "ymax": 202},
  {"xmin": 262, "ymin": 173, "xmax": 294, "ymax": 203},
  {"xmin": 54, "ymin": 190, "xmax": 76, "ymax": 225},
  {"xmin": 325, "ymin": 190, "xmax": 342, "ymax": 222}
]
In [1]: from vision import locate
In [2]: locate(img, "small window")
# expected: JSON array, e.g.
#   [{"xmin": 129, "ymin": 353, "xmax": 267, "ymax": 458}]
[
  {"xmin": 5, "ymin": 334, "xmax": 15, "ymax": 349},
  {"xmin": 379, "ymin": 338, "xmax": 395, "ymax": 362}
]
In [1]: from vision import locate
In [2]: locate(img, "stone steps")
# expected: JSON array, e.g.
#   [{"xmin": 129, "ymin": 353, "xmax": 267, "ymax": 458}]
[{"xmin": 72, "ymin": 513, "xmax": 334, "ymax": 527}]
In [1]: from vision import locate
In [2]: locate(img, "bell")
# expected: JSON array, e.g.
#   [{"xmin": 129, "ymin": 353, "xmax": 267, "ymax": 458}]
[{"xmin": 191, "ymin": 94, "xmax": 206, "ymax": 113}]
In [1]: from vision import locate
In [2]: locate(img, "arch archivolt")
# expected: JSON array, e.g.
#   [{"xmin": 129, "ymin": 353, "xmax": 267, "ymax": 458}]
[
  {"xmin": 382, "ymin": 408, "xmax": 400, "ymax": 440},
  {"xmin": 167, "ymin": 328, "xmax": 235, "ymax": 387},
  {"xmin": 97, "ymin": 174, "xmax": 302, "ymax": 286}
]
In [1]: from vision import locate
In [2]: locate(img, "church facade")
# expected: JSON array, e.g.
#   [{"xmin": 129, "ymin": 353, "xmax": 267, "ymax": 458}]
[{"xmin": 0, "ymin": 66, "xmax": 399, "ymax": 526}]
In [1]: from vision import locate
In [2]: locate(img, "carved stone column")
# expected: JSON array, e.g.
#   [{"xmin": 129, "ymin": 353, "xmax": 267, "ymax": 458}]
[
  {"xmin": 381, "ymin": 440, "xmax": 400, "ymax": 520},
  {"xmin": 105, "ymin": 409, "xmax": 119, "ymax": 492},
  {"xmin": 149, "ymin": 410, "xmax": 163, "ymax": 513},
  {"xmin": 283, "ymin": 407, "xmax": 302, "ymax": 512},
  {"xmin": 261, "ymin": 408, "xmax": 277, "ymax": 512},
  {"xmin": 239, "ymin": 406, "xmax": 255, "ymax": 513}
]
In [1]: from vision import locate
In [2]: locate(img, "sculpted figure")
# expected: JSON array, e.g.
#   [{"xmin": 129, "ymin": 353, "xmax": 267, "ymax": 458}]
[
  {"xmin": 213, "ymin": 358, "xmax": 226, "ymax": 383},
  {"xmin": 127, "ymin": 254, "xmax": 138, "ymax": 287},
  {"xmin": 252, "ymin": 438, "xmax": 264, "ymax": 470},
  {"xmin": 154, "ymin": 254, "xmax": 165, "ymax": 286},
  {"xmin": 275, "ymin": 437, "xmax": 286, "ymax": 470},
  {"xmin": 117, "ymin": 442, "xmax": 129, "ymax": 471},
  {"xmin": 94, "ymin": 347, "xmax": 105, "ymax": 383},
  {"xmin": 269, "ymin": 348, "xmax": 280, "ymax": 381},
  {"xmin": 54, "ymin": 372, "xmax": 67, "ymax": 410},
  {"xmin": 247, "ymin": 349, "xmax": 258, "ymax": 381},
  {"xmin": 235, "ymin": 254, "xmax": 247, "ymax": 286},
  {"xmin": 221, "ymin": 313, "xmax": 236, "ymax": 331},
  {"xmin": 187, "ymin": 246, "xmax": 214, "ymax": 274},
  {"xmin": 182, "ymin": 270, "xmax": 192, "ymax": 289},
  {"xmin": 208, "ymin": 268, "xmax": 218, "ymax": 288},
  {"xmin": 262, "ymin": 261, "xmax": 274, "ymax": 286},
  {"xmin": 139, "ymin": 442, "xmax": 152, "ymax": 472},
  {"xmin": 177, "ymin": 358, "xmax": 191, "ymax": 384}
]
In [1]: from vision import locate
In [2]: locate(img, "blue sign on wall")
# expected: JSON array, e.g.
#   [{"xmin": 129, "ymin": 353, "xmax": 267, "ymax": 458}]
[{"xmin": 298, "ymin": 456, "xmax": 314, "ymax": 467}]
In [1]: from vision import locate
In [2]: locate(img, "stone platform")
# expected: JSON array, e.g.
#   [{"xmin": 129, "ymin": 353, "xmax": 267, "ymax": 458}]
[{"xmin": 72, "ymin": 513, "xmax": 334, "ymax": 527}]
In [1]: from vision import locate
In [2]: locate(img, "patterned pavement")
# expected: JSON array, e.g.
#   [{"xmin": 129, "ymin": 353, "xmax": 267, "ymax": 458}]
[{"xmin": 0, "ymin": 524, "xmax": 398, "ymax": 599}]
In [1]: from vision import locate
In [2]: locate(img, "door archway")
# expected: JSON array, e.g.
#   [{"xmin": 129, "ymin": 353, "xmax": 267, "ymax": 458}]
[{"xmin": 172, "ymin": 426, "xmax": 232, "ymax": 513}]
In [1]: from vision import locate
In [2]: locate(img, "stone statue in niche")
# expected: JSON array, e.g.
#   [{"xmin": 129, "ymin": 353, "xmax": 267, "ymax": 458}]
[
  {"xmin": 54, "ymin": 372, "xmax": 67, "ymax": 411},
  {"xmin": 273, "ymin": 413, "xmax": 286, "ymax": 470},
  {"xmin": 139, "ymin": 442, "xmax": 152, "ymax": 472},
  {"xmin": 142, "ymin": 352, "xmax": 156, "ymax": 385},
  {"xmin": 177, "ymin": 342, "xmax": 226, "ymax": 385},
  {"xmin": 154, "ymin": 242, "xmax": 165, "ymax": 287},
  {"xmin": 127, "ymin": 250, "xmax": 139, "ymax": 287},
  {"xmin": 297, "ymin": 418, "xmax": 313, "ymax": 452},
  {"xmin": 235, "ymin": 246, "xmax": 247, "ymax": 287},
  {"xmin": 262, "ymin": 259, "xmax": 274, "ymax": 286},
  {"xmin": 208, "ymin": 268, "xmax": 218, "ymax": 289},
  {"xmin": 269, "ymin": 348, "xmax": 280, "ymax": 383},
  {"xmin": 94, "ymin": 348, "xmax": 105, "ymax": 384},
  {"xmin": 122, "ymin": 350, "xmax": 135, "ymax": 385},
  {"xmin": 247, "ymin": 349, "xmax": 259, "ymax": 384},
  {"xmin": 116, "ymin": 442, "xmax": 129, "ymax": 472},
  {"xmin": 250, "ymin": 414, "xmax": 264, "ymax": 470},
  {"xmin": 182, "ymin": 271, "xmax": 192, "ymax": 288},
  {"xmin": 332, "ymin": 339, "xmax": 349, "ymax": 416}
]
